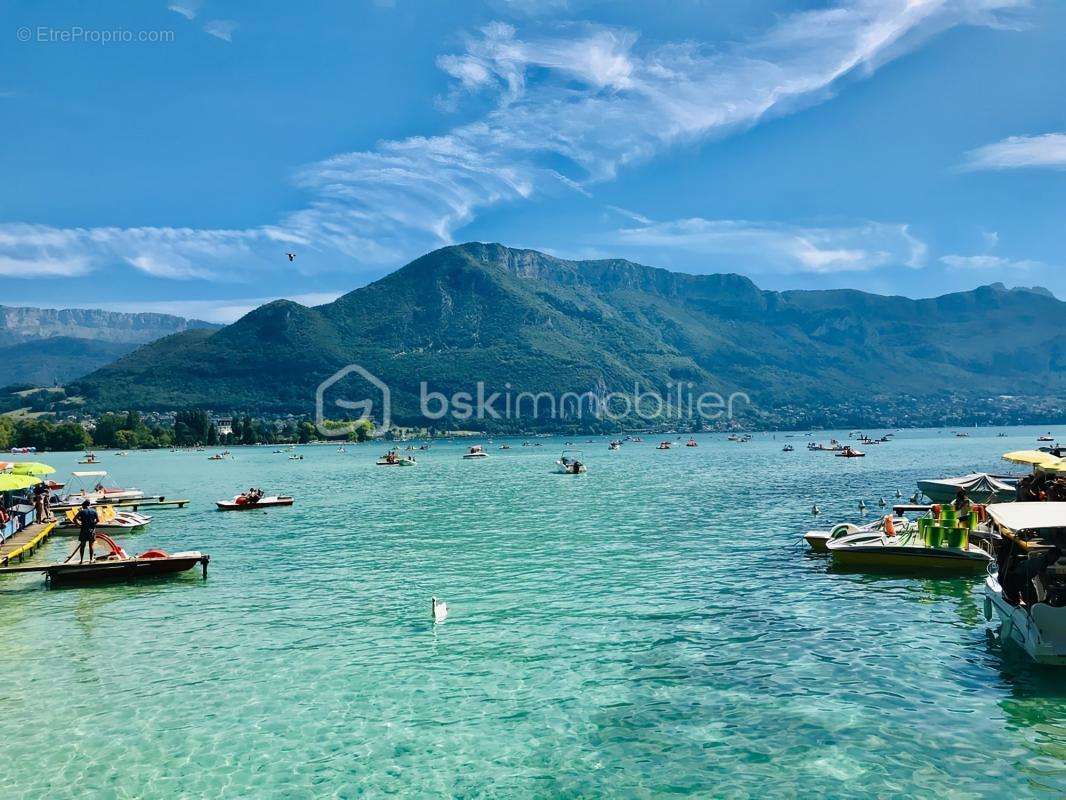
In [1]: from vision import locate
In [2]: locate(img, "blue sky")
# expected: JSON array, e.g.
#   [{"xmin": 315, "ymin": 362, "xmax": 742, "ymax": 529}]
[{"xmin": 1, "ymin": 0, "xmax": 1064, "ymax": 322}]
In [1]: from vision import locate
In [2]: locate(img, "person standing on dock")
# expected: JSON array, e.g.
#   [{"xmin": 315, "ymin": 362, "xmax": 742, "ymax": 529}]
[{"xmin": 73, "ymin": 501, "xmax": 99, "ymax": 564}]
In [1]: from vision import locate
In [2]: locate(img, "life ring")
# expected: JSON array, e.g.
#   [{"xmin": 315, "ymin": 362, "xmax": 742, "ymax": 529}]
[{"xmin": 137, "ymin": 549, "xmax": 169, "ymax": 559}]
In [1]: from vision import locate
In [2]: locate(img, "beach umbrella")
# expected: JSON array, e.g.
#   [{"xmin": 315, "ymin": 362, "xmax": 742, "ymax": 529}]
[
  {"xmin": 1002, "ymin": 450, "xmax": 1060, "ymax": 467},
  {"xmin": 9, "ymin": 462, "xmax": 55, "ymax": 476},
  {"xmin": 0, "ymin": 473, "xmax": 41, "ymax": 491}
]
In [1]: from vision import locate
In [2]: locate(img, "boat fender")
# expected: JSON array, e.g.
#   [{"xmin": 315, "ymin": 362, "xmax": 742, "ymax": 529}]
[
  {"xmin": 884, "ymin": 516, "xmax": 896, "ymax": 537},
  {"xmin": 137, "ymin": 549, "xmax": 169, "ymax": 559},
  {"xmin": 983, "ymin": 595, "xmax": 992, "ymax": 621}
]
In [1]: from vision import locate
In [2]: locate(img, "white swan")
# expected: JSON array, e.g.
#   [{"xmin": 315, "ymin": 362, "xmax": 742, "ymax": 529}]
[{"xmin": 432, "ymin": 597, "xmax": 448, "ymax": 623}]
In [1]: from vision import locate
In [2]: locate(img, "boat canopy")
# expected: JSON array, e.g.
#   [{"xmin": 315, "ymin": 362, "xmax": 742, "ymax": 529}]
[
  {"xmin": 987, "ymin": 502, "xmax": 1066, "ymax": 532},
  {"xmin": 72, "ymin": 470, "xmax": 108, "ymax": 478},
  {"xmin": 927, "ymin": 472, "xmax": 1015, "ymax": 494},
  {"xmin": 1002, "ymin": 450, "xmax": 1062, "ymax": 468}
]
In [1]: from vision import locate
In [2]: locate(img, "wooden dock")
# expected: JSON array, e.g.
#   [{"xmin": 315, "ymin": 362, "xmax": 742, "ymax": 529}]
[{"xmin": 0, "ymin": 521, "xmax": 59, "ymax": 567}]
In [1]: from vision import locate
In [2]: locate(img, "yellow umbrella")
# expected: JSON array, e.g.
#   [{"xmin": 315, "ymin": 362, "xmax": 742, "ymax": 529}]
[
  {"xmin": 9, "ymin": 462, "xmax": 55, "ymax": 476},
  {"xmin": 0, "ymin": 474, "xmax": 42, "ymax": 491},
  {"xmin": 1002, "ymin": 450, "xmax": 1061, "ymax": 467}
]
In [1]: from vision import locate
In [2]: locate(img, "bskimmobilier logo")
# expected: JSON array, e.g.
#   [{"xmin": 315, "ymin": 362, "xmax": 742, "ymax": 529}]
[{"xmin": 315, "ymin": 364, "xmax": 391, "ymax": 438}]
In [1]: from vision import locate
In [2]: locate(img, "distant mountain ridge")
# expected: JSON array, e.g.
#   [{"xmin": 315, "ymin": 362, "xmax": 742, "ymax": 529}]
[
  {"xmin": 69, "ymin": 243, "xmax": 1066, "ymax": 428},
  {"xmin": 1, "ymin": 305, "xmax": 218, "ymax": 386}
]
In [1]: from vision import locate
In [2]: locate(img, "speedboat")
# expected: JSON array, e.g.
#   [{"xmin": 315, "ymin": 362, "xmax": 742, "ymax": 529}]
[
  {"xmin": 555, "ymin": 450, "xmax": 587, "ymax": 475},
  {"xmin": 827, "ymin": 512, "xmax": 993, "ymax": 573},
  {"xmin": 1038, "ymin": 434, "xmax": 1055, "ymax": 442},
  {"xmin": 917, "ymin": 472, "xmax": 1017, "ymax": 504},
  {"xmin": 984, "ymin": 503, "xmax": 1066, "ymax": 665},
  {"xmin": 462, "ymin": 445, "xmax": 488, "ymax": 459},
  {"xmin": 58, "ymin": 505, "xmax": 152, "ymax": 532},
  {"xmin": 216, "ymin": 494, "xmax": 295, "ymax": 510}
]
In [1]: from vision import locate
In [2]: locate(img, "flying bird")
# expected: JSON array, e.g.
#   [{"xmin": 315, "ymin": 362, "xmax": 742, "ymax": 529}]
[{"xmin": 286, "ymin": 252, "xmax": 296, "ymax": 262}]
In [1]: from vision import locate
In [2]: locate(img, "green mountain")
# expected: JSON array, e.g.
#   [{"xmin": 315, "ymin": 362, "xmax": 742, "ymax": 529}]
[
  {"xmin": 1, "ymin": 305, "xmax": 218, "ymax": 386},
  {"xmin": 70, "ymin": 243, "xmax": 1066, "ymax": 428}
]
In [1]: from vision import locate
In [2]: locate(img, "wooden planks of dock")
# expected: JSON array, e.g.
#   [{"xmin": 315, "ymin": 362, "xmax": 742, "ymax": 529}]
[{"xmin": 0, "ymin": 521, "xmax": 59, "ymax": 567}]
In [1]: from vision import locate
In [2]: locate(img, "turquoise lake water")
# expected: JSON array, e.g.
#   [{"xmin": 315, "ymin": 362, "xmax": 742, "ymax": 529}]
[{"xmin": 2, "ymin": 427, "xmax": 1065, "ymax": 798}]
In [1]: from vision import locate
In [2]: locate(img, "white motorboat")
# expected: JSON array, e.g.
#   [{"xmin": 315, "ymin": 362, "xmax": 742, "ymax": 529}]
[
  {"xmin": 56, "ymin": 470, "xmax": 145, "ymax": 506},
  {"xmin": 462, "ymin": 445, "xmax": 488, "ymax": 459},
  {"xmin": 984, "ymin": 503, "xmax": 1066, "ymax": 665},
  {"xmin": 917, "ymin": 472, "xmax": 1017, "ymax": 504},
  {"xmin": 555, "ymin": 450, "xmax": 587, "ymax": 475}
]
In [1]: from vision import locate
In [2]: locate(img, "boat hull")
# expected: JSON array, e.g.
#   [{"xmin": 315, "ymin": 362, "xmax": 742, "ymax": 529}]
[
  {"xmin": 829, "ymin": 545, "xmax": 990, "ymax": 573},
  {"xmin": 46, "ymin": 554, "xmax": 208, "ymax": 586},
  {"xmin": 985, "ymin": 576, "xmax": 1066, "ymax": 665},
  {"xmin": 215, "ymin": 497, "xmax": 294, "ymax": 511}
]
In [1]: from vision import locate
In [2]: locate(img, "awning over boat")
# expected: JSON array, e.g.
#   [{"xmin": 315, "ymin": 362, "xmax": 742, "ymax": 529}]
[
  {"xmin": 922, "ymin": 473, "xmax": 1015, "ymax": 494},
  {"xmin": 72, "ymin": 470, "xmax": 108, "ymax": 478},
  {"xmin": 1002, "ymin": 450, "xmax": 1062, "ymax": 468},
  {"xmin": 987, "ymin": 502, "xmax": 1066, "ymax": 532}
]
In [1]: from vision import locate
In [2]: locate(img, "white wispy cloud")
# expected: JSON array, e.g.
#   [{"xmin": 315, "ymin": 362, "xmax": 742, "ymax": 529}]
[
  {"xmin": 961, "ymin": 133, "xmax": 1066, "ymax": 171},
  {"xmin": 607, "ymin": 217, "xmax": 927, "ymax": 274},
  {"xmin": 940, "ymin": 254, "xmax": 1041, "ymax": 270},
  {"xmin": 0, "ymin": 1, "xmax": 1026, "ymax": 283},
  {"xmin": 203, "ymin": 19, "xmax": 237, "ymax": 42},
  {"xmin": 167, "ymin": 1, "xmax": 201, "ymax": 20}
]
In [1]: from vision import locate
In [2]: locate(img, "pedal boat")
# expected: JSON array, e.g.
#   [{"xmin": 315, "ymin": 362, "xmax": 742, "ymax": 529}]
[{"xmin": 215, "ymin": 495, "xmax": 295, "ymax": 510}]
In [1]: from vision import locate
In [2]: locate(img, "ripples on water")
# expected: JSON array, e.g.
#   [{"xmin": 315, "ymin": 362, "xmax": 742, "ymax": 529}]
[{"xmin": 1, "ymin": 429, "xmax": 1064, "ymax": 798}]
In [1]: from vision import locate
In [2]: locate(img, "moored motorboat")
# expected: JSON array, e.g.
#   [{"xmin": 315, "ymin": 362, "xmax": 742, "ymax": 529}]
[
  {"xmin": 984, "ymin": 502, "xmax": 1066, "ymax": 665},
  {"xmin": 827, "ymin": 512, "xmax": 992, "ymax": 572},
  {"xmin": 55, "ymin": 470, "xmax": 144, "ymax": 506},
  {"xmin": 917, "ymin": 472, "xmax": 1017, "ymax": 504},
  {"xmin": 0, "ymin": 532, "xmax": 208, "ymax": 586}
]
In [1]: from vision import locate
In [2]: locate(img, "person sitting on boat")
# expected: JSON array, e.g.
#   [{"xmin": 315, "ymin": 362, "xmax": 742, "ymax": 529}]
[
  {"xmin": 73, "ymin": 500, "xmax": 99, "ymax": 564},
  {"xmin": 953, "ymin": 488, "xmax": 972, "ymax": 514}
]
